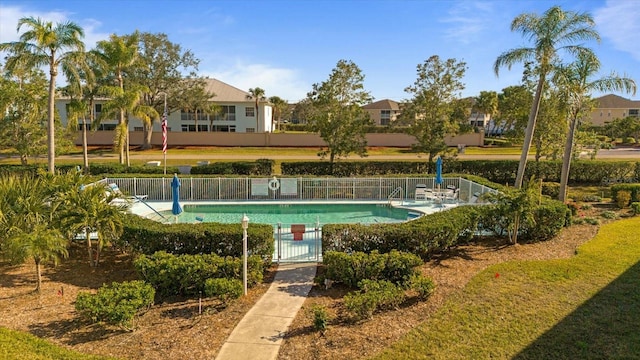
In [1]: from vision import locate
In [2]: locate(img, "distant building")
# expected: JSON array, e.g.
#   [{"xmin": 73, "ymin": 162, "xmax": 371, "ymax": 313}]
[
  {"xmin": 362, "ymin": 99, "xmax": 401, "ymax": 126},
  {"xmin": 589, "ymin": 94, "xmax": 640, "ymax": 127},
  {"xmin": 55, "ymin": 78, "xmax": 274, "ymax": 133}
]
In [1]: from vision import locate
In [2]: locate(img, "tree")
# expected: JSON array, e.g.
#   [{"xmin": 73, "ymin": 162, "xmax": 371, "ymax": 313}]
[
  {"xmin": 178, "ymin": 85, "xmax": 216, "ymax": 132},
  {"xmin": 607, "ymin": 116, "xmax": 640, "ymax": 144},
  {"xmin": 0, "ymin": 67, "xmax": 48, "ymax": 164},
  {"xmin": 531, "ymin": 87, "xmax": 567, "ymax": 161},
  {"xmin": 485, "ymin": 178, "xmax": 539, "ymax": 245},
  {"xmin": 0, "ymin": 17, "xmax": 85, "ymax": 174},
  {"xmin": 555, "ymin": 52, "xmax": 636, "ymax": 201},
  {"xmin": 494, "ymin": 6, "xmax": 600, "ymax": 188},
  {"xmin": 127, "ymin": 32, "xmax": 203, "ymax": 148},
  {"xmin": 496, "ymin": 85, "xmax": 532, "ymax": 137},
  {"xmin": 473, "ymin": 91, "xmax": 498, "ymax": 130},
  {"xmin": 399, "ymin": 55, "xmax": 467, "ymax": 166},
  {"xmin": 247, "ymin": 87, "xmax": 266, "ymax": 132},
  {"xmin": 93, "ymin": 32, "xmax": 140, "ymax": 164},
  {"xmin": 307, "ymin": 59, "xmax": 373, "ymax": 169},
  {"xmin": 269, "ymin": 96, "xmax": 289, "ymax": 132},
  {"xmin": 57, "ymin": 180, "xmax": 126, "ymax": 267},
  {"xmin": 0, "ymin": 174, "xmax": 68, "ymax": 292}
]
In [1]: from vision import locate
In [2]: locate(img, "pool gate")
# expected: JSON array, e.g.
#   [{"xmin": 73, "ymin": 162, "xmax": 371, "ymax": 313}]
[{"xmin": 274, "ymin": 223, "xmax": 322, "ymax": 263}]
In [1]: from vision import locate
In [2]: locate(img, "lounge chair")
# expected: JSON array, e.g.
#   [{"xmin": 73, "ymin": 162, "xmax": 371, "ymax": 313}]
[
  {"xmin": 415, "ymin": 184, "xmax": 431, "ymax": 201},
  {"xmin": 468, "ymin": 192, "xmax": 481, "ymax": 204},
  {"xmin": 444, "ymin": 188, "xmax": 459, "ymax": 203},
  {"xmin": 107, "ymin": 183, "xmax": 148, "ymax": 203}
]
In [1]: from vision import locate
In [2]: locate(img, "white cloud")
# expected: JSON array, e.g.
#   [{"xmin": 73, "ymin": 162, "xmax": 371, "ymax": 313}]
[
  {"xmin": 595, "ymin": 0, "xmax": 640, "ymax": 61},
  {"xmin": 440, "ymin": 1, "xmax": 496, "ymax": 44},
  {"xmin": 204, "ymin": 62, "xmax": 310, "ymax": 102},
  {"xmin": 0, "ymin": 5, "xmax": 109, "ymax": 48}
]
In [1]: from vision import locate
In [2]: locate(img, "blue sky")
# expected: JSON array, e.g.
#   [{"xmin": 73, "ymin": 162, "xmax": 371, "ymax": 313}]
[{"xmin": 1, "ymin": 0, "xmax": 639, "ymax": 103}]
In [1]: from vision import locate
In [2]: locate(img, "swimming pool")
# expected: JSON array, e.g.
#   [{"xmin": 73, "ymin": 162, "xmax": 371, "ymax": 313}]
[{"xmin": 158, "ymin": 203, "xmax": 415, "ymax": 225}]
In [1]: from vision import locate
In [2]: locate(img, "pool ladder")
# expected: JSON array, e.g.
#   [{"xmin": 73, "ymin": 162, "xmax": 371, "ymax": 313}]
[{"xmin": 387, "ymin": 187, "xmax": 403, "ymax": 206}]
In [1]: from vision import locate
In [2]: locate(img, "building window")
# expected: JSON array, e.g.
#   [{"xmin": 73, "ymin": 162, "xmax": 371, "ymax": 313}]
[
  {"xmin": 181, "ymin": 124, "xmax": 196, "ymax": 132},
  {"xmin": 245, "ymin": 106, "xmax": 255, "ymax": 117},
  {"xmin": 98, "ymin": 124, "xmax": 117, "ymax": 131},
  {"xmin": 629, "ymin": 109, "xmax": 639, "ymax": 117},
  {"xmin": 181, "ymin": 110, "xmax": 208, "ymax": 121},
  {"xmin": 134, "ymin": 127, "xmax": 143, "ymax": 131},
  {"xmin": 95, "ymin": 104, "xmax": 102, "ymax": 114},
  {"xmin": 246, "ymin": 127, "xmax": 255, "ymax": 133},
  {"xmin": 198, "ymin": 124, "xmax": 208, "ymax": 132},
  {"xmin": 213, "ymin": 106, "xmax": 236, "ymax": 121},
  {"xmin": 380, "ymin": 110, "xmax": 391, "ymax": 125},
  {"xmin": 211, "ymin": 125, "xmax": 236, "ymax": 132}
]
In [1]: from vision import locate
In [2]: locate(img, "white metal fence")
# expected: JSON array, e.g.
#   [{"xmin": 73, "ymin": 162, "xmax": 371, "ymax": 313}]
[{"xmin": 105, "ymin": 176, "xmax": 497, "ymax": 203}]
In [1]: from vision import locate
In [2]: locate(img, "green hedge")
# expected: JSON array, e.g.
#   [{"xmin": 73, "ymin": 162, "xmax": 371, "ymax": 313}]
[
  {"xmin": 322, "ymin": 206, "xmax": 481, "ymax": 260},
  {"xmin": 75, "ymin": 280, "xmax": 155, "ymax": 330},
  {"xmin": 323, "ymin": 250, "xmax": 422, "ymax": 288},
  {"xmin": 611, "ymin": 184, "xmax": 640, "ymax": 203},
  {"xmin": 190, "ymin": 159, "xmax": 274, "ymax": 175},
  {"xmin": 134, "ymin": 251, "xmax": 263, "ymax": 297},
  {"xmin": 119, "ymin": 214, "xmax": 274, "ymax": 260},
  {"xmin": 280, "ymin": 160, "xmax": 639, "ymax": 185}
]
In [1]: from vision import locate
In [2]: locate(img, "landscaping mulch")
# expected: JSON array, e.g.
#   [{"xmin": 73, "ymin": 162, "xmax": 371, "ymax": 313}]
[{"xmin": 0, "ymin": 209, "xmax": 616, "ymax": 360}]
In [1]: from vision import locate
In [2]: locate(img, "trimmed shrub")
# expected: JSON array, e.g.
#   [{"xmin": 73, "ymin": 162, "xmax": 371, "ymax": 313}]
[
  {"xmin": 601, "ymin": 211, "xmax": 618, "ymax": 220},
  {"xmin": 343, "ymin": 280, "xmax": 406, "ymax": 321},
  {"xmin": 119, "ymin": 214, "xmax": 274, "ymax": 260},
  {"xmin": 134, "ymin": 251, "xmax": 264, "ymax": 298},
  {"xmin": 616, "ymin": 190, "xmax": 632, "ymax": 209},
  {"xmin": 204, "ymin": 278, "xmax": 243, "ymax": 304},
  {"xmin": 411, "ymin": 274, "xmax": 436, "ymax": 300},
  {"xmin": 631, "ymin": 202, "xmax": 640, "ymax": 216},
  {"xmin": 611, "ymin": 184, "xmax": 640, "ymax": 204},
  {"xmin": 190, "ymin": 159, "xmax": 273, "ymax": 175},
  {"xmin": 310, "ymin": 305, "xmax": 329, "ymax": 332},
  {"xmin": 323, "ymin": 250, "xmax": 421, "ymax": 288},
  {"xmin": 541, "ymin": 182, "xmax": 560, "ymax": 198},
  {"xmin": 75, "ymin": 280, "xmax": 155, "ymax": 330}
]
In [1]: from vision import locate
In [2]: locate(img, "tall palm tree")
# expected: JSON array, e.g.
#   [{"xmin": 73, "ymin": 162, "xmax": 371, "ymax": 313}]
[
  {"xmin": 0, "ymin": 174, "xmax": 68, "ymax": 292},
  {"xmin": 247, "ymin": 87, "xmax": 266, "ymax": 132},
  {"xmin": 92, "ymin": 32, "xmax": 140, "ymax": 164},
  {"xmin": 556, "ymin": 52, "xmax": 636, "ymax": 202},
  {"xmin": 0, "ymin": 17, "xmax": 85, "ymax": 174},
  {"xmin": 494, "ymin": 6, "xmax": 600, "ymax": 188}
]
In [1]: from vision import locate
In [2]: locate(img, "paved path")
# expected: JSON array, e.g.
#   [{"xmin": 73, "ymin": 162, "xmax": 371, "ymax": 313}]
[{"xmin": 215, "ymin": 262, "xmax": 317, "ymax": 360}]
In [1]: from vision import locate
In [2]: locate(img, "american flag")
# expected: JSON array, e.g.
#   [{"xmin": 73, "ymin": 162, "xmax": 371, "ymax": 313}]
[{"xmin": 161, "ymin": 105, "xmax": 167, "ymax": 154}]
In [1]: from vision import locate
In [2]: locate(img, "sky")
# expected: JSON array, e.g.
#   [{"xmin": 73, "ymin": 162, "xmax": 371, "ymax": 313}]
[{"xmin": 1, "ymin": 0, "xmax": 639, "ymax": 103}]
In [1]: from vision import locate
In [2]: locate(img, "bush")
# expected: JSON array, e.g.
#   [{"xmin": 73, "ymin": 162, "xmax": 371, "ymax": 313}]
[
  {"xmin": 541, "ymin": 182, "xmax": 560, "ymax": 198},
  {"xmin": 601, "ymin": 211, "xmax": 618, "ymax": 220},
  {"xmin": 616, "ymin": 190, "xmax": 632, "ymax": 208},
  {"xmin": 411, "ymin": 274, "xmax": 436, "ymax": 300},
  {"xmin": 190, "ymin": 159, "xmax": 273, "ymax": 175},
  {"xmin": 323, "ymin": 250, "xmax": 421, "ymax": 288},
  {"xmin": 119, "ymin": 214, "xmax": 274, "ymax": 260},
  {"xmin": 134, "ymin": 251, "xmax": 264, "ymax": 298},
  {"xmin": 75, "ymin": 281, "xmax": 155, "ymax": 330},
  {"xmin": 310, "ymin": 305, "xmax": 329, "ymax": 332},
  {"xmin": 204, "ymin": 278, "xmax": 243, "ymax": 304},
  {"xmin": 611, "ymin": 184, "xmax": 640, "ymax": 204},
  {"xmin": 343, "ymin": 280, "xmax": 406, "ymax": 321},
  {"xmin": 631, "ymin": 202, "xmax": 640, "ymax": 216}
]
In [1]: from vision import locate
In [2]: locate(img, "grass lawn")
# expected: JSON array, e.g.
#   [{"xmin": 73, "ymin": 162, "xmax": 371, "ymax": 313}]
[
  {"xmin": 374, "ymin": 215, "xmax": 640, "ymax": 360},
  {"xmin": 0, "ymin": 327, "xmax": 115, "ymax": 360}
]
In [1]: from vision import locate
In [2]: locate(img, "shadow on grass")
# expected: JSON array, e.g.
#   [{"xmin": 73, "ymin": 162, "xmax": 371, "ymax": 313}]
[{"xmin": 514, "ymin": 260, "xmax": 640, "ymax": 359}]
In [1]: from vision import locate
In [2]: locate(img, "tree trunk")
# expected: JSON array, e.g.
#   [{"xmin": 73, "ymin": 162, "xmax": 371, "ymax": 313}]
[
  {"xmin": 86, "ymin": 229, "xmax": 95, "ymax": 267},
  {"xmin": 119, "ymin": 109, "xmax": 125, "ymax": 164},
  {"xmin": 141, "ymin": 122, "xmax": 153, "ymax": 150},
  {"xmin": 515, "ymin": 74, "xmax": 546, "ymax": 188},
  {"xmin": 82, "ymin": 116, "xmax": 89, "ymax": 171},
  {"xmin": 35, "ymin": 258, "xmax": 42, "ymax": 293},
  {"xmin": 48, "ymin": 56, "xmax": 57, "ymax": 174},
  {"xmin": 20, "ymin": 154, "xmax": 28, "ymax": 165},
  {"xmin": 195, "ymin": 109, "xmax": 199, "ymax": 132},
  {"xmin": 559, "ymin": 116, "xmax": 578, "ymax": 202},
  {"xmin": 125, "ymin": 124, "xmax": 130, "ymax": 167}
]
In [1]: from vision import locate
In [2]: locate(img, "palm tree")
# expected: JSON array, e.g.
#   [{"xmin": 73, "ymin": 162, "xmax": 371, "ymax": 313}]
[
  {"xmin": 247, "ymin": 87, "xmax": 266, "ymax": 132},
  {"xmin": 0, "ymin": 174, "xmax": 68, "ymax": 292},
  {"xmin": 92, "ymin": 32, "xmax": 140, "ymax": 164},
  {"xmin": 556, "ymin": 52, "xmax": 636, "ymax": 202},
  {"xmin": 494, "ymin": 6, "xmax": 600, "ymax": 188},
  {"xmin": 0, "ymin": 17, "xmax": 85, "ymax": 174},
  {"xmin": 57, "ymin": 181, "xmax": 126, "ymax": 267},
  {"xmin": 269, "ymin": 96, "xmax": 288, "ymax": 132}
]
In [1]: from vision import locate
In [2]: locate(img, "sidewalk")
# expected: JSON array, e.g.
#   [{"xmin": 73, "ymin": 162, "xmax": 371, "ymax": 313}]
[{"xmin": 215, "ymin": 262, "xmax": 318, "ymax": 360}]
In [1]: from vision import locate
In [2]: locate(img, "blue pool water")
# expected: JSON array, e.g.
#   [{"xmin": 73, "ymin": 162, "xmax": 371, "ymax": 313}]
[{"xmin": 159, "ymin": 203, "xmax": 414, "ymax": 225}]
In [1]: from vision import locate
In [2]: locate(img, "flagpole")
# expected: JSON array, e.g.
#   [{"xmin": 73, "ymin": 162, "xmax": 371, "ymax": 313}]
[{"xmin": 163, "ymin": 93, "xmax": 167, "ymax": 175}]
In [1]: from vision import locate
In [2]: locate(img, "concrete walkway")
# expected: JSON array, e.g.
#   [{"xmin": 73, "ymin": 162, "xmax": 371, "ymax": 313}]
[{"xmin": 215, "ymin": 262, "xmax": 318, "ymax": 360}]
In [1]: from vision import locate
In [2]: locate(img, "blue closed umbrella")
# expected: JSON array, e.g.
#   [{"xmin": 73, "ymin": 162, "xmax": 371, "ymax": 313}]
[
  {"xmin": 435, "ymin": 156, "xmax": 443, "ymax": 186},
  {"xmin": 171, "ymin": 174, "xmax": 183, "ymax": 216}
]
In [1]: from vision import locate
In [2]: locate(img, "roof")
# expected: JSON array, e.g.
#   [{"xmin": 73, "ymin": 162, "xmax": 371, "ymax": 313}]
[
  {"xmin": 595, "ymin": 94, "xmax": 640, "ymax": 108},
  {"xmin": 362, "ymin": 99, "xmax": 400, "ymax": 110},
  {"xmin": 203, "ymin": 78, "xmax": 252, "ymax": 102}
]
